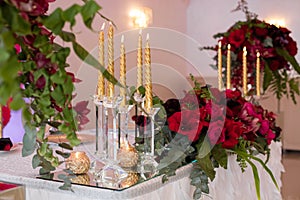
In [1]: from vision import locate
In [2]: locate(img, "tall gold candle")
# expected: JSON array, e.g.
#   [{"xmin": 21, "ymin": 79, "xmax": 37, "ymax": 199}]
[
  {"xmin": 256, "ymin": 51, "xmax": 261, "ymax": 97},
  {"xmin": 226, "ymin": 44, "xmax": 231, "ymax": 89},
  {"xmin": 243, "ymin": 46, "xmax": 247, "ymax": 96},
  {"xmin": 137, "ymin": 29, "xmax": 143, "ymax": 94},
  {"xmin": 120, "ymin": 35, "xmax": 126, "ymax": 106},
  {"xmin": 218, "ymin": 41, "xmax": 222, "ymax": 90},
  {"xmin": 97, "ymin": 23, "xmax": 105, "ymax": 99},
  {"xmin": 144, "ymin": 34, "xmax": 152, "ymax": 111},
  {"xmin": 0, "ymin": 105, "xmax": 2, "ymax": 138},
  {"xmin": 107, "ymin": 22, "xmax": 114, "ymax": 98}
]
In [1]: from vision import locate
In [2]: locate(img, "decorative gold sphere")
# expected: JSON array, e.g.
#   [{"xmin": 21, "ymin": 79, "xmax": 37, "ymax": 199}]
[
  {"xmin": 117, "ymin": 140, "xmax": 139, "ymax": 168},
  {"xmin": 66, "ymin": 151, "xmax": 90, "ymax": 174}
]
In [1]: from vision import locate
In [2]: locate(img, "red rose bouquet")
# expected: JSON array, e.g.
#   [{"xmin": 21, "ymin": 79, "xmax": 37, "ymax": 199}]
[
  {"xmin": 160, "ymin": 76, "xmax": 280, "ymax": 199},
  {"xmin": 203, "ymin": 1, "xmax": 300, "ymax": 104}
]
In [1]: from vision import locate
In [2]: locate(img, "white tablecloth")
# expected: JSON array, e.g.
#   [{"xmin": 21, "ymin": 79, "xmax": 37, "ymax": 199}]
[{"xmin": 0, "ymin": 140, "xmax": 283, "ymax": 200}]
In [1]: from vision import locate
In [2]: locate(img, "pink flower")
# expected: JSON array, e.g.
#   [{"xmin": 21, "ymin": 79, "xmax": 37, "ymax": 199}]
[{"xmin": 14, "ymin": 44, "xmax": 22, "ymax": 54}]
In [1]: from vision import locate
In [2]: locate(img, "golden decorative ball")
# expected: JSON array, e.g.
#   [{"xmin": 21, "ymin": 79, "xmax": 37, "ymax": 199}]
[
  {"xmin": 66, "ymin": 151, "xmax": 90, "ymax": 174},
  {"xmin": 117, "ymin": 142, "xmax": 139, "ymax": 168}
]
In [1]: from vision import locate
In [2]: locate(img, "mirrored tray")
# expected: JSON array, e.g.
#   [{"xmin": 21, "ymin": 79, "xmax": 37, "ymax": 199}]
[{"xmin": 37, "ymin": 169, "xmax": 143, "ymax": 191}]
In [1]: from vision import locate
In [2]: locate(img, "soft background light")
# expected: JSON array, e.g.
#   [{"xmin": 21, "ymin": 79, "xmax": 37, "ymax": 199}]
[{"xmin": 129, "ymin": 7, "xmax": 152, "ymax": 28}]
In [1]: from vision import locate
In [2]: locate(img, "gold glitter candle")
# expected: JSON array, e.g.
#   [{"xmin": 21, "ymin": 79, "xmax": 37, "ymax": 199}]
[
  {"xmin": 144, "ymin": 34, "xmax": 152, "ymax": 111},
  {"xmin": 256, "ymin": 51, "xmax": 261, "ymax": 97},
  {"xmin": 218, "ymin": 41, "xmax": 222, "ymax": 90},
  {"xmin": 97, "ymin": 23, "xmax": 105, "ymax": 99},
  {"xmin": 107, "ymin": 22, "xmax": 114, "ymax": 98},
  {"xmin": 226, "ymin": 44, "xmax": 231, "ymax": 89},
  {"xmin": 120, "ymin": 35, "xmax": 126, "ymax": 106},
  {"xmin": 137, "ymin": 29, "xmax": 143, "ymax": 93},
  {"xmin": 243, "ymin": 46, "xmax": 247, "ymax": 96}
]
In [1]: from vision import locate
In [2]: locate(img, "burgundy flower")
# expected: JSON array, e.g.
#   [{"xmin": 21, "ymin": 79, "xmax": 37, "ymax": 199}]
[
  {"xmin": 222, "ymin": 119, "xmax": 244, "ymax": 149},
  {"xmin": 254, "ymin": 26, "xmax": 268, "ymax": 37},
  {"xmin": 228, "ymin": 28, "xmax": 246, "ymax": 48},
  {"xmin": 36, "ymin": 75, "xmax": 46, "ymax": 89},
  {"xmin": 34, "ymin": 52, "xmax": 50, "ymax": 69},
  {"xmin": 163, "ymin": 98, "xmax": 181, "ymax": 118},
  {"xmin": 285, "ymin": 36, "xmax": 298, "ymax": 56},
  {"xmin": 168, "ymin": 110, "xmax": 203, "ymax": 142},
  {"xmin": 67, "ymin": 72, "xmax": 82, "ymax": 83},
  {"xmin": 73, "ymin": 101, "xmax": 91, "ymax": 130}
]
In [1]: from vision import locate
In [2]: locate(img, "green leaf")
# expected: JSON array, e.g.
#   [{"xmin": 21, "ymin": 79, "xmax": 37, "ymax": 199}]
[
  {"xmin": 32, "ymin": 154, "xmax": 41, "ymax": 169},
  {"xmin": 58, "ymin": 143, "xmax": 73, "ymax": 150},
  {"xmin": 42, "ymin": 8, "xmax": 64, "ymax": 35},
  {"xmin": 0, "ymin": 48, "xmax": 10, "ymax": 63},
  {"xmin": 211, "ymin": 144, "xmax": 228, "ymax": 168},
  {"xmin": 1, "ymin": 31, "xmax": 16, "ymax": 49},
  {"xmin": 9, "ymin": 93, "xmax": 25, "ymax": 110},
  {"xmin": 56, "ymin": 150, "xmax": 70, "ymax": 159},
  {"xmin": 62, "ymin": 4, "xmax": 81, "ymax": 28},
  {"xmin": 262, "ymin": 63, "xmax": 273, "ymax": 91},
  {"xmin": 51, "ymin": 85, "xmax": 65, "ymax": 106},
  {"xmin": 245, "ymin": 157, "xmax": 261, "ymax": 200},
  {"xmin": 263, "ymin": 37, "xmax": 273, "ymax": 47},
  {"xmin": 80, "ymin": 0, "xmax": 101, "ymax": 29},
  {"xmin": 196, "ymin": 155, "xmax": 216, "ymax": 181},
  {"xmin": 59, "ymin": 31, "xmax": 76, "ymax": 42},
  {"xmin": 22, "ymin": 124, "xmax": 37, "ymax": 157},
  {"xmin": 276, "ymin": 48, "xmax": 300, "ymax": 74}
]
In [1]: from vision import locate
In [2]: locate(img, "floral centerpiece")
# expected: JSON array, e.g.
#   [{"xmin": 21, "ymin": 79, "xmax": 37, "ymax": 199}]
[
  {"xmin": 203, "ymin": 0, "xmax": 300, "ymax": 104},
  {"xmin": 156, "ymin": 76, "xmax": 281, "ymax": 199}
]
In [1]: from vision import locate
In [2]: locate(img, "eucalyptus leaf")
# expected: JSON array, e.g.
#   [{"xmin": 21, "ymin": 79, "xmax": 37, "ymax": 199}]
[
  {"xmin": 58, "ymin": 143, "xmax": 73, "ymax": 150},
  {"xmin": 22, "ymin": 125, "xmax": 37, "ymax": 157}
]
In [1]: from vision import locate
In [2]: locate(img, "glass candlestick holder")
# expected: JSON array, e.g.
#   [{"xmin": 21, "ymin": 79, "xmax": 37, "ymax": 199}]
[
  {"xmin": 94, "ymin": 95, "xmax": 128, "ymax": 184},
  {"xmin": 137, "ymin": 107, "xmax": 160, "ymax": 180}
]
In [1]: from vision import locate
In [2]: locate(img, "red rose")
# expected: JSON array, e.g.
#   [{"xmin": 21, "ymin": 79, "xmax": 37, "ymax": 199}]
[
  {"xmin": 167, "ymin": 110, "xmax": 203, "ymax": 142},
  {"xmin": 254, "ymin": 27, "xmax": 268, "ymax": 37},
  {"xmin": 225, "ymin": 89, "xmax": 242, "ymax": 99},
  {"xmin": 2, "ymin": 105, "xmax": 11, "ymax": 128},
  {"xmin": 222, "ymin": 120, "xmax": 244, "ymax": 149},
  {"xmin": 228, "ymin": 28, "xmax": 246, "ymax": 48},
  {"xmin": 286, "ymin": 37, "xmax": 298, "ymax": 56}
]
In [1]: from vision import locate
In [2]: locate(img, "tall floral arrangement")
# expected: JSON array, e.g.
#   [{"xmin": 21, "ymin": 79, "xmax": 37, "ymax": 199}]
[
  {"xmin": 0, "ymin": 0, "xmax": 114, "ymax": 188},
  {"xmin": 203, "ymin": 0, "xmax": 300, "ymax": 104}
]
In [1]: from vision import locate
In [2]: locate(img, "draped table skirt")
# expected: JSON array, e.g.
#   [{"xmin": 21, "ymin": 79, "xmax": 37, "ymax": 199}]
[{"xmin": 0, "ymin": 137, "xmax": 283, "ymax": 200}]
